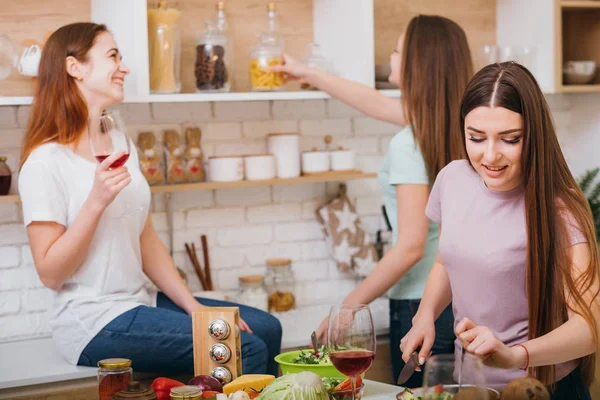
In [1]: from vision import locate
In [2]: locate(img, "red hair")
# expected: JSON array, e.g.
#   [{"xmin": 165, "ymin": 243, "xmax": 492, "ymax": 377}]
[{"xmin": 20, "ymin": 22, "xmax": 108, "ymax": 169}]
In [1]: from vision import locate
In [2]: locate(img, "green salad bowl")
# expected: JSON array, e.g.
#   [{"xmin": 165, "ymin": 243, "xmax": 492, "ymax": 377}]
[
  {"xmin": 275, "ymin": 349, "xmax": 345, "ymax": 379},
  {"xmin": 275, "ymin": 349, "xmax": 365, "ymax": 380}
]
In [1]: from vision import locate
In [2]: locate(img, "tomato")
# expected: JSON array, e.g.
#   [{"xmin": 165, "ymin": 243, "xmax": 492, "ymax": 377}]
[
  {"xmin": 434, "ymin": 384, "xmax": 444, "ymax": 394},
  {"xmin": 202, "ymin": 390, "xmax": 221, "ymax": 399},
  {"xmin": 247, "ymin": 392, "xmax": 261, "ymax": 399}
]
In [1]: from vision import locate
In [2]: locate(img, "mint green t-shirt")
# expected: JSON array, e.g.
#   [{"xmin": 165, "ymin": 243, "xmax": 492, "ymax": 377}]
[{"xmin": 377, "ymin": 126, "xmax": 439, "ymax": 300}]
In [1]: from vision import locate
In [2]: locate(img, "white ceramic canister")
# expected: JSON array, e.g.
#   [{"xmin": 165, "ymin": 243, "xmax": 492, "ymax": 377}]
[
  {"xmin": 301, "ymin": 149, "xmax": 330, "ymax": 174},
  {"xmin": 244, "ymin": 154, "xmax": 276, "ymax": 181},
  {"xmin": 330, "ymin": 148, "xmax": 355, "ymax": 171},
  {"xmin": 267, "ymin": 133, "xmax": 300, "ymax": 178},
  {"xmin": 208, "ymin": 155, "xmax": 244, "ymax": 182}
]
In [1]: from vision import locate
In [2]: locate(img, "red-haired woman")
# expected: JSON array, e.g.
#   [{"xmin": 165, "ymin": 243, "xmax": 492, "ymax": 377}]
[{"xmin": 18, "ymin": 23, "xmax": 281, "ymax": 375}]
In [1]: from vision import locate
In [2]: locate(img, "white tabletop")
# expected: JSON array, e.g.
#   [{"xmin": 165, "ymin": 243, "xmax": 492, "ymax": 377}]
[{"xmin": 363, "ymin": 379, "xmax": 402, "ymax": 399}]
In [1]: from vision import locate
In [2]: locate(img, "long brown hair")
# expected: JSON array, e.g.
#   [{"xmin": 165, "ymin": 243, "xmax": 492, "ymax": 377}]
[
  {"xmin": 20, "ymin": 22, "xmax": 108, "ymax": 169},
  {"xmin": 400, "ymin": 15, "xmax": 473, "ymax": 183},
  {"xmin": 460, "ymin": 62, "xmax": 600, "ymax": 387}
]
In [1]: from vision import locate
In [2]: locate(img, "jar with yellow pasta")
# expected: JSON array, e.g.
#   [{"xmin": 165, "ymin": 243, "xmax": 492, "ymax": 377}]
[{"xmin": 249, "ymin": 32, "xmax": 284, "ymax": 92}]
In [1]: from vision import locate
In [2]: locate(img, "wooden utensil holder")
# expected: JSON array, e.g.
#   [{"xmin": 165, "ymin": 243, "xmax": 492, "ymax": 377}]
[{"xmin": 192, "ymin": 307, "xmax": 242, "ymax": 381}]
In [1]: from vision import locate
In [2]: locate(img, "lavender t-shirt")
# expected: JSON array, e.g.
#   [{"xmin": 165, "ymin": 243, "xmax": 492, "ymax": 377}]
[{"xmin": 425, "ymin": 160, "xmax": 585, "ymax": 389}]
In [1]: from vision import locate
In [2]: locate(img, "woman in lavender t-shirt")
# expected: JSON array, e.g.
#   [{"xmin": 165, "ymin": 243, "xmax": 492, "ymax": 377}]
[{"xmin": 400, "ymin": 62, "xmax": 599, "ymax": 398}]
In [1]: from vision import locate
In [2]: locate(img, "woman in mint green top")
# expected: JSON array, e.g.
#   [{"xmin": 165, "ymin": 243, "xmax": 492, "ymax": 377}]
[{"xmin": 274, "ymin": 15, "xmax": 473, "ymax": 387}]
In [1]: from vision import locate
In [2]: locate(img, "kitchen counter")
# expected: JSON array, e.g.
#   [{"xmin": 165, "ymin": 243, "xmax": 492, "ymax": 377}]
[
  {"xmin": 276, "ymin": 297, "xmax": 390, "ymax": 350},
  {"xmin": 363, "ymin": 379, "xmax": 401, "ymax": 399}
]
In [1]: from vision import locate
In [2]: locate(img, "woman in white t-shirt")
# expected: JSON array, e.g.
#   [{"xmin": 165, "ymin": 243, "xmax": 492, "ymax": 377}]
[{"xmin": 18, "ymin": 22, "xmax": 282, "ymax": 376}]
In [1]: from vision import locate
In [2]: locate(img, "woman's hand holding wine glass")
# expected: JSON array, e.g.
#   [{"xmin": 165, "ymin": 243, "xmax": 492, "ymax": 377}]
[
  {"xmin": 88, "ymin": 150, "xmax": 131, "ymax": 211},
  {"xmin": 88, "ymin": 110, "xmax": 141, "ymax": 216}
]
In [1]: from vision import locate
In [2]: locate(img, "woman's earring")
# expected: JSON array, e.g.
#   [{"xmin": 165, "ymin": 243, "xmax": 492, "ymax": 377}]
[{"xmin": 77, "ymin": 77, "xmax": 83, "ymax": 81}]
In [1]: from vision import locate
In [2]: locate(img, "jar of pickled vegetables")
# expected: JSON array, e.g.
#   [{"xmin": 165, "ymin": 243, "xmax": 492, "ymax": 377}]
[{"xmin": 249, "ymin": 32, "xmax": 284, "ymax": 91}]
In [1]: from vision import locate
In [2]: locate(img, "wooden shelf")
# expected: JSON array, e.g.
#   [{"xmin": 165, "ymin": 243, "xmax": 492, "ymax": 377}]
[
  {"xmin": 0, "ymin": 195, "xmax": 20, "ymax": 204},
  {"xmin": 561, "ymin": 1, "xmax": 600, "ymax": 9},
  {"xmin": 0, "ymin": 172, "xmax": 377, "ymax": 203},
  {"xmin": 149, "ymin": 171, "xmax": 377, "ymax": 193},
  {"xmin": 560, "ymin": 84, "xmax": 600, "ymax": 92}
]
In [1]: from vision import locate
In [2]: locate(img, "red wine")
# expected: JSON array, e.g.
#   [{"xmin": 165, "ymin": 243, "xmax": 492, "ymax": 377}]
[
  {"xmin": 95, "ymin": 153, "xmax": 130, "ymax": 168},
  {"xmin": 330, "ymin": 350, "xmax": 375, "ymax": 377}
]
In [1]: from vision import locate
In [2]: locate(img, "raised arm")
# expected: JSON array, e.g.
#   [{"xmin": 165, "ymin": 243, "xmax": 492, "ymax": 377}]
[{"xmin": 272, "ymin": 54, "xmax": 406, "ymax": 126}]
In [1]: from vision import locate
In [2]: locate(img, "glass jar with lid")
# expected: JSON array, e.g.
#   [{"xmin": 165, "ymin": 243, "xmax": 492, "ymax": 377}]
[
  {"xmin": 249, "ymin": 32, "xmax": 284, "ymax": 91},
  {"xmin": 97, "ymin": 358, "xmax": 133, "ymax": 400},
  {"xmin": 196, "ymin": 19, "xmax": 231, "ymax": 92},
  {"xmin": 300, "ymin": 43, "xmax": 330, "ymax": 91},
  {"xmin": 264, "ymin": 258, "xmax": 296, "ymax": 312},
  {"xmin": 170, "ymin": 385, "xmax": 203, "ymax": 400},
  {"xmin": 147, "ymin": 1, "xmax": 182, "ymax": 94},
  {"xmin": 237, "ymin": 275, "xmax": 268, "ymax": 312},
  {"xmin": 0, "ymin": 156, "xmax": 11, "ymax": 196}
]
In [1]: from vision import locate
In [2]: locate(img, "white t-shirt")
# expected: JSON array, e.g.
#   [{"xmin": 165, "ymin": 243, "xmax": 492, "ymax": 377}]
[{"xmin": 19, "ymin": 142, "xmax": 157, "ymax": 364}]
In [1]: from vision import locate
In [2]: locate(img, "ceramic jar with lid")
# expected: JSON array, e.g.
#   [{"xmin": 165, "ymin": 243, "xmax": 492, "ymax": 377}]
[
  {"xmin": 196, "ymin": 20, "xmax": 231, "ymax": 92},
  {"xmin": 112, "ymin": 381, "xmax": 157, "ymax": 400},
  {"xmin": 0, "ymin": 156, "xmax": 11, "ymax": 195},
  {"xmin": 264, "ymin": 258, "xmax": 296, "ymax": 312},
  {"xmin": 237, "ymin": 275, "xmax": 268, "ymax": 312},
  {"xmin": 267, "ymin": 133, "xmax": 300, "ymax": 178}
]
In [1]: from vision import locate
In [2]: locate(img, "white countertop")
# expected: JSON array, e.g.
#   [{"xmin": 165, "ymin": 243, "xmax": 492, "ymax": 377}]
[
  {"xmin": 277, "ymin": 298, "xmax": 390, "ymax": 350},
  {"xmin": 0, "ymin": 299, "xmax": 390, "ymax": 389}
]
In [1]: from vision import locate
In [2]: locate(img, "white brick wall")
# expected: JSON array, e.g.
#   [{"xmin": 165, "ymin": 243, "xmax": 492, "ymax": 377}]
[{"xmin": 0, "ymin": 94, "xmax": 598, "ymax": 343}]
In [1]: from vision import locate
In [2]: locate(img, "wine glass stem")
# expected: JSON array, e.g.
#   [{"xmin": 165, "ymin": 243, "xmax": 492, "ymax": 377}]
[{"xmin": 350, "ymin": 375, "xmax": 357, "ymax": 400}]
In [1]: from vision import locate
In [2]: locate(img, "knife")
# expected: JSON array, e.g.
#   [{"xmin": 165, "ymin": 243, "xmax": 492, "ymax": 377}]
[{"xmin": 397, "ymin": 351, "xmax": 419, "ymax": 385}]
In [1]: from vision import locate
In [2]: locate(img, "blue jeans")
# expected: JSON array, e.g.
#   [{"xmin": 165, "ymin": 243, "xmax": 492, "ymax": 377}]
[
  {"xmin": 550, "ymin": 367, "xmax": 590, "ymax": 400},
  {"xmin": 77, "ymin": 293, "xmax": 282, "ymax": 376},
  {"xmin": 389, "ymin": 298, "xmax": 455, "ymax": 389}
]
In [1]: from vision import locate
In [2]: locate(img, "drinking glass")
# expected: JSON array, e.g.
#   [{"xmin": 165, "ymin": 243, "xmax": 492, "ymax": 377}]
[
  {"xmin": 328, "ymin": 304, "xmax": 376, "ymax": 400},
  {"xmin": 422, "ymin": 353, "xmax": 493, "ymax": 400}
]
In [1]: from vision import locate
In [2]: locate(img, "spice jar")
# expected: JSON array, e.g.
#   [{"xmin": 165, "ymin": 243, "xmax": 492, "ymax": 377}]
[
  {"xmin": 264, "ymin": 258, "xmax": 296, "ymax": 312},
  {"xmin": 170, "ymin": 385, "xmax": 203, "ymax": 400},
  {"xmin": 237, "ymin": 275, "xmax": 268, "ymax": 312},
  {"xmin": 195, "ymin": 20, "xmax": 231, "ymax": 92},
  {"xmin": 249, "ymin": 32, "xmax": 284, "ymax": 91},
  {"xmin": 0, "ymin": 156, "xmax": 11, "ymax": 196},
  {"xmin": 97, "ymin": 358, "xmax": 133, "ymax": 400},
  {"xmin": 112, "ymin": 381, "xmax": 158, "ymax": 400},
  {"xmin": 148, "ymin": 1, "xmax": 182, "ymax": 93},
  {"xmin": 300, "ymin": 43, "xmax": 330, "ymax": 91}
]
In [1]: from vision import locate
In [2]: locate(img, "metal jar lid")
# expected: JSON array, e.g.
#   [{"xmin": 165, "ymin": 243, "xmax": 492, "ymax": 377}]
[
  {"xmin": 208, "ymin": 319, "xmax": 230, "ymax": 340},
  {"xmin": 209, "ymin": 343, "xmax": 232, "ymax": 364},
  {"xmin": 211, "ymin": 366, "xmax": 233, "ymax": 385},
  {"xmin": 112, "ymin": 381, "xmax": 157, "ymax": 400},
  {"xmin": 98, "ymin": 358, "xmax": 132, "ymax": 369},
  {"xmin": 169, "ymin": 386, "xmax": 202, "ymax": 399}
]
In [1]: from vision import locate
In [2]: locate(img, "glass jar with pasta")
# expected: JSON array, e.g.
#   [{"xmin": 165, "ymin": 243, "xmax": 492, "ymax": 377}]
[{"xmin": 249, "ymin": 32, "xmax": 284, "ymax": 91}]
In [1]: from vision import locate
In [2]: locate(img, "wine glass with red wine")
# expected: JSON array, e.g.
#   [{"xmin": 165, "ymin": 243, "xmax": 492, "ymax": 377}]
[
  {"xmin": 88, "ymin": 110, "xmax": 141, "ymax": 216},
  {"xmin": 89, "ymin": 110, "xmax": 131, "ymax": 168},
  {"xmin": 328, "ymin": 304, "xmax": 376, "ymax": 400}
]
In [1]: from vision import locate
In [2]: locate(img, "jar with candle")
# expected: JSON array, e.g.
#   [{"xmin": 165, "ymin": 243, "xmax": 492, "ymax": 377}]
[
  {"xmin": 195, "ymin": 20, "xmax": 231, "ymax": 92},
  {"xmin": 237, "ymin": 275, "xmax": 268, "ymax": 312},
  {"xmin": 148, "ymin": 0, "xmax": 182, "ymax": 94},
  {"xmin": 264, "ymin": 259, "xmax": 296, "ymax": 312}
]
